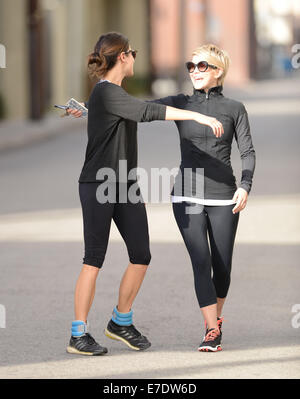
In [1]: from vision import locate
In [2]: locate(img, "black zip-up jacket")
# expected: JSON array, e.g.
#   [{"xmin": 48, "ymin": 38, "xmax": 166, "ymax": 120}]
[
  {"xmin": 79, "ymin": 81, "xmax": 166, "ymax": 183},
  {"xmin": 152, "ymin": 85, "xmax": 256, "ymax": 199}
]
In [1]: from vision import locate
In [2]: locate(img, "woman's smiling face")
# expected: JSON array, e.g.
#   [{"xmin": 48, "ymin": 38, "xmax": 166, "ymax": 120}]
[{"xmin": 189, "ymin": 54, "xmax": 223, "ymax": 91}]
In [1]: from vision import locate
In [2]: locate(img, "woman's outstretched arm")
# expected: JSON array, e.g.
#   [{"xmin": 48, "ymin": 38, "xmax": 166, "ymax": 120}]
[
  {"xmin": 66, "ymin": 91, "xmax": 224, "ymax": 137},
  {"xmin": 165, "ymin": 106, "xmax": 223, "ymax": 137}
]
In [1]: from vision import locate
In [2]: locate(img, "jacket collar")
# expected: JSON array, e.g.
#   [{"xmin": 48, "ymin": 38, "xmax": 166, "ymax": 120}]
[{"xmin": 193, "ymin": 85, "xmax": 223, "ymax": 99}]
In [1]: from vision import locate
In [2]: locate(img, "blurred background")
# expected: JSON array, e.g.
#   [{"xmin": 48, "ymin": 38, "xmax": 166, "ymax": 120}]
[
  {"xmin": 0, "ymin": 0, "xmax": 300, "ymax": 120},
  {"xmin": 0, "ymin": 0, "xmax": 300, "ymax": 379}
]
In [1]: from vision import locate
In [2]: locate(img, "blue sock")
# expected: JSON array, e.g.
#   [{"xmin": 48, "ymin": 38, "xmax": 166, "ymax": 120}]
[
  {"xmin": 111, "ymin": 306, "xmax": 133, "ymax": 326},
  {"xmin": 71, "ymin": 320, "xmax": 88, "ymax": 337}
]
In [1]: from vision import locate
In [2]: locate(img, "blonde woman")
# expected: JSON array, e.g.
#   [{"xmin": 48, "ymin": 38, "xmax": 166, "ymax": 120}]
[
  {"xmin": 153, "ymin": 44, "xmax": 255, "ymax": 351},
  {"xmin": 69, "ymin": 43, "xmax": 255, "ymax": 352}
]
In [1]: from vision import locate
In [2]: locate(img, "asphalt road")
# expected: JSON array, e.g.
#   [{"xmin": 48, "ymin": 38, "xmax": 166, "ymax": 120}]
[{"xmin": 0, "ymin": 81, "xmax": 299, "ymax": 379}]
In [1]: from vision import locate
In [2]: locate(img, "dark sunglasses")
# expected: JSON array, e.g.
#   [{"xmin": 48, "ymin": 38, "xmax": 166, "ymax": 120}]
[
  {"xmin": 124, "ymin": 49, "xmax": 138, "ymax": 59},
  {"xmin": 185, "ymin": 61, "xmax": 218, "ymax": 73}
]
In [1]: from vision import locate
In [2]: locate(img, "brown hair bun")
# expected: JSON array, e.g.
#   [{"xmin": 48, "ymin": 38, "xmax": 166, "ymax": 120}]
[{"xmin": 87, "ymin": 32, "xmax": 129, "ymax": 79}]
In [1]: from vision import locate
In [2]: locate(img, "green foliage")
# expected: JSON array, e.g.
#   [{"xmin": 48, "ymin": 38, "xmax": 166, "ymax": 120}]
[{"xmin": 123, "ymin": 75, "xmax": 152, "ymax": 96}]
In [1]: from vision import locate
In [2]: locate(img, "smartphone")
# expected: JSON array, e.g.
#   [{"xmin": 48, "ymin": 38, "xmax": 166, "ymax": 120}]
[
  {"xmin": 66, "ymin": 98, "xmax": 88, "ymax": 117},
  {"xmin": 54, "ymin": 104, "xmax": 69, "ymax": 110}
]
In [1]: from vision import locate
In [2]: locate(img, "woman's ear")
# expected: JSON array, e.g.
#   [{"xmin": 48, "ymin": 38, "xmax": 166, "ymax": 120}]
[
  {"xmin": 215, "ymin": 68, "xmax": 224, "ymax": 84},
  {"xmin": 118, "ymin": 52, "xmax": 126, "ymax": 63},
  {"xmin": 216, "ymin": 68, "xmax": 223, "ymax": 80}
]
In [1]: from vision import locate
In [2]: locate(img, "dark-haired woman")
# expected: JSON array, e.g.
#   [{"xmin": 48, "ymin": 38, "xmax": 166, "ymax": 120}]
[{"xmin": 66, "ymin": 32, "xmax": 224, "ymax": 356}]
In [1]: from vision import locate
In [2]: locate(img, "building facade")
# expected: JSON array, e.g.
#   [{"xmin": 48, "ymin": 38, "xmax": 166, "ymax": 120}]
[
  {"xmin": 1, "ymin": 0, "xmax": 298, "ymax": 120},
  {"xmin": 0, "ymin": 0, "xmax": 150, "ymax": 120}
]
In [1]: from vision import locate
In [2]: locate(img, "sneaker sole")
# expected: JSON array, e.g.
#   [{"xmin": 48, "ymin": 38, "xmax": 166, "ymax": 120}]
[
  {"xmin": 104, "ymin": 329, "xmax": 150, "ymax": 351},
  {"xmin": 66, "ymin": 346, "xmax": 107, "ymax": 356},
  {"xmin": 198, "ymin": 345, "xmax": 222, "ymax": 352}
]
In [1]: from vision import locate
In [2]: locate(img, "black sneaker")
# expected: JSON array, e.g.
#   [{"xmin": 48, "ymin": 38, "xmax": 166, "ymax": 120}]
[
  {"xmin": 104, "ymin": 319, "xmax": 151, "ymax": 351},
  {"xmin": 67, "ymin": 333, "xmax": 108, "ymax": 356},
  {"xmin": 198, "ymin": 328, "xmax": 222, "ymax": 352}
]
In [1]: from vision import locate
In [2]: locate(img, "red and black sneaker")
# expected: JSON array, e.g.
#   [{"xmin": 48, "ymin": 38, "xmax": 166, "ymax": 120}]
[
  {"xmin": 203, "ymin": 317, "xmax": 224, "ymax": 340},
  {"xmin": 198, "ymin": 328, "xmax": 222, "ymax": 352},
  {"xmin": 217, "ymin": 317, "xmax": 224, "ymax": 334}
]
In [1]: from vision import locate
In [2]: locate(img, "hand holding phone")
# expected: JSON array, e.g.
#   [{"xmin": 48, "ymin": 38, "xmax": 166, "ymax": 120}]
[
  {"xmin": 54, "ymin": 98, "xmax": 88, "ymax": 118},
  {"xmin": 66, "ymin": 98, "xmax": 88, "ymax": 118}
]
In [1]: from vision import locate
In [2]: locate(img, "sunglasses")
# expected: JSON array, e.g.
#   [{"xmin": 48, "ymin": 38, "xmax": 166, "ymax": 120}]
[
  {"xmin": 124, "ymin": 49, "xmax": 138, "ymax": 59},
  {"xmin": 185, "ymin": 61, "xmax": 218, "ymax": 73}
]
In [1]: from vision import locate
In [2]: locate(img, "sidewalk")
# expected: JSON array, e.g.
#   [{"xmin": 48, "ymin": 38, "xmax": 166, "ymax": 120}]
[
  {"xmin": 0, "ymin": 77, "xmax": 299, "ymax": 153},
  {"xmin": 0, "ymin": 114, "xmax": 86, "ymax": 153},
  {"xmin": 0, "ymin": 195, "xmax": 299, "ymax": 244}
]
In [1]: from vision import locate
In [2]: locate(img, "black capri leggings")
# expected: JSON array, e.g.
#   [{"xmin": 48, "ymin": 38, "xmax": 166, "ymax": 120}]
[
  {"xmin": 79, "ymin": 182, "xmax": 151, "ymax": 268},
  {"xmin": 172, "ymin": 202, "xmax": 239, "ymax": 308}
]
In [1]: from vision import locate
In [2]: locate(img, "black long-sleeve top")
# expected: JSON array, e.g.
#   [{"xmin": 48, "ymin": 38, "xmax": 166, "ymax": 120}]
[
  {"xmin": 152, "ymin": 85, "xmax": 256, "ymax": 199},
  {"xmin": 78, "ymin": 81, "xmax": 167, "ymax": 183}
]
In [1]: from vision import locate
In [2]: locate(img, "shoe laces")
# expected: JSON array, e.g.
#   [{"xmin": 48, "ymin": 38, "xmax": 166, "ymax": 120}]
[
  {"xmin": 127, "ymin": 324, "xmax": 141, "ymax": 337},
  {"xmin": 204, "ymin": 328, "xmax": 220, "ymax": 342},
  {"xmin": 84, "ymin": 333, "xmax": 97, "ymax": 345}
]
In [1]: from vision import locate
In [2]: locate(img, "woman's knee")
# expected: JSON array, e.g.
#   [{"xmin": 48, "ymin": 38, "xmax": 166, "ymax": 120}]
[
  {"xmin": 83, "ymin": 247, "xmax": 106, "ymax": 269},
  {"xmin": 129, "ymin": 250, "xmax": 151, "ymax": 266},
  {"xmin": 213, "ymin": 273, "xmax": 231, "ymax": 298}
]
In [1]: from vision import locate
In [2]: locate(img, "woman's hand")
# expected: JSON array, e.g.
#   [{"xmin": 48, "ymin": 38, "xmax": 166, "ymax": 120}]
[
  {"xmin": 232, "ymin": 188, "xmax": 248, "ymax": 214},
  {"xmin": 195, "ymin": 114, "xmax": 224, "ymax": 137},
  {"xmin": 66, "ymin": 103, "xmax": 85, "ymax": 118}
]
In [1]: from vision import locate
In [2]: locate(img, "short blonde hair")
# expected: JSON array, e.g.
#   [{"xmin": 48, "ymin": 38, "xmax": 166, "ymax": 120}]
[{"xmin": 192, "ymin": 44, "xmax": 230, "ymax": 86}]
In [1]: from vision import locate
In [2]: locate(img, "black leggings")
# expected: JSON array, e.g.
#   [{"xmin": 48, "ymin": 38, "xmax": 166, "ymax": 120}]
[
  {"xmin": 79, "ymin": 182, "xmax": 151, "ymax": 268},
  {"xmin": 172, "ymin": 202, "xmax": 239, "ymax": 308}
]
